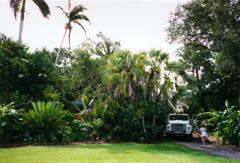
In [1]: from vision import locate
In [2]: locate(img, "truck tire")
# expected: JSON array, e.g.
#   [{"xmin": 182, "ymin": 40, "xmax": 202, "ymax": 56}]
[
  {"xmin": 166, "ymin": 134, "xmax": 171, "ymax": 140},
  {"xmin": 186, "ymin": 134, "xmax": 192, "ymax": 141}
]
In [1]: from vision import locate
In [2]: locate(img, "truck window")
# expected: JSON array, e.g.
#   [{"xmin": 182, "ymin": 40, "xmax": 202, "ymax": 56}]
[{"xmin": 169, "ymin": 115, "xmax": 188, "ymax": 121}]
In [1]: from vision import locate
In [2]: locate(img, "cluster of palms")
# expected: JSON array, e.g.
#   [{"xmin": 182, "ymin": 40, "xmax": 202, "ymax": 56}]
[
  {"xmin": 101, "ymin": 50, "xmax": 175, "ymax": 141},
  {"xmin": 9, "ymin": 0, "xmax": 90, "ymax": 64},
  {"xmin": 62, "ymin": 48, "xmax": 177, "ymax": 142}
]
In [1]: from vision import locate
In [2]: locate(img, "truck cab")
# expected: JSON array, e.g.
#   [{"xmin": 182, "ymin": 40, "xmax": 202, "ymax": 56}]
[{"xmin": 165, "ymin": 113, "xmax": 192, "ymax": 139}]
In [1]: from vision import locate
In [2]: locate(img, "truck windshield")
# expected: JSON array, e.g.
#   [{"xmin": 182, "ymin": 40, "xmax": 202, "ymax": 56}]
[{"xmin": 169, "ymin": 115, "xmax": 188, "ymax": 121}]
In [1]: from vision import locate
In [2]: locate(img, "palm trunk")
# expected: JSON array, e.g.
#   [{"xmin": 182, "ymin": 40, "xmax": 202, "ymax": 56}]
[
  {"xmin": 152, "ymin": 90, "xmax": 162, "ymax": 140},
  {"xmin": 18, "ymin": 0, "xmax": 26, "ymax": 44},
  {"xmin": 68, "ymin": 0, "xmax": 71, "ymax": 11},
  {"xmin": 152, "ymin": 112, "xmax": 156, "ymax": 141},
  {"xmin": 141, "ymin": 116, "xmax": 149, "ymax": 142},
  {"xmin": 55, "ymin": 28, "xmax": 67, "ymax": 65},
  {"xmin": 129, "ymin": 102, "xmax": 142, "ymax": 138},
  {"xmin": 68, "ymin": 29, "xmax": 72, "ymax": 49}
]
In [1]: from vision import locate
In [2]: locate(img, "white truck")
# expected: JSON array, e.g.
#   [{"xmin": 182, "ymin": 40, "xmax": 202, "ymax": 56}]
[{"xmin": 165, "ymin": 113, "xmax": 192, "ymax": 139}]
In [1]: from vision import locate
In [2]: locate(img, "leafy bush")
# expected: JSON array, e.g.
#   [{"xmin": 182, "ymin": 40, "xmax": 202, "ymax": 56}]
[
  {"xmin": 198, "ymin": 100, "xmax": 240, "ymax": 146},
  {"xmin": 79, "ymin": 119, "xmax": 104, "ymax": 140},
  {"xmin": 61, "ymin": 112, "xmax": 88, "ymax": 142},
  {"xmin": 23, "ymin": 101, "xmax": 66, "ymax": 142},
  {"xmin": 79, "ymin": 96, "xmax": 167, "ymax": 142},
  {"xmin": 90, "ymin": 98, "xmax": 128, "ymax": 140},
  {"xmin": 0, "ymin": 34, "xmax": 61, "ymax": 107},
  {"xmin": 68, "ymin": 119, "xmax": 86, "ymax": 142},
  {"xmin": 0, "ymin": 103, "xmax": 25, "ymax": 144}
]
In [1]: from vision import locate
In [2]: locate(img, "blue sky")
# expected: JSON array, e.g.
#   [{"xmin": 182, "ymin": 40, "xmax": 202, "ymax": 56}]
[{"xmin": 0, "ymin": 0, "xmax": 189, "ymax": 59}]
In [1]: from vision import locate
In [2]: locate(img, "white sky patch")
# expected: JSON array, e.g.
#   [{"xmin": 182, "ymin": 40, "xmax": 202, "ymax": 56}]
[{"xmin": 0, "ymin": 0, "xmax": 190, "ymax": 60}]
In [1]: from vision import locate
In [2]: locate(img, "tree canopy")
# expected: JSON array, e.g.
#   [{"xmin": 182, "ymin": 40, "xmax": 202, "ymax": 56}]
[
  {"xmin": 168, "ymin": 0, "xmax": 240, "ymax": 70},
  {"xmin": 168, "ymin": 0, "xmax": 240, "ymax": 111}
]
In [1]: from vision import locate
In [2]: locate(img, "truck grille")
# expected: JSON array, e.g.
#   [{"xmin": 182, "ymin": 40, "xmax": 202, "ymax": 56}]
[{"xmin": 171, "ymin": 124, "xmax": 186, "ymax": 131}]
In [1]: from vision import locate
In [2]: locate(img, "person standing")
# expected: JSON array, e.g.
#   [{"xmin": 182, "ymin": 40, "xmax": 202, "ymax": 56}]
[{"xmin": 200, "ymin": 124, "xmax": 208, "ymax": 145}]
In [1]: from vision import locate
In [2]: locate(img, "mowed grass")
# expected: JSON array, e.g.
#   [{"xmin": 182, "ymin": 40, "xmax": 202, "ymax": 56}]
[{"xmin": 0, "ymin": 142, "xmax": 238, "ymax": 163}]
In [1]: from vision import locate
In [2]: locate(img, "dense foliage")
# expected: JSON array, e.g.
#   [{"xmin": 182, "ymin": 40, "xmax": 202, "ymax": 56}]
[
  {"xmin": 0, "ymin": 35, "xmax": 60, "ymax": 107},
  {"xmin": 198, "ymin": 100, "xmax": 240, "ymax": 146},
  {"xmin": 0, "ymin": 34, "xmax": 175, "ymax": 143},
  {"xmin": 167, "ymin": 0, "xmax": 240, "ymax": 113},
  {"xmin": 0, "ymin": 103, "xmax": 25, "ymax": 144},
  {"xmin": 1, "ymin": 0, "xmax": 239, "ymax": 146}
]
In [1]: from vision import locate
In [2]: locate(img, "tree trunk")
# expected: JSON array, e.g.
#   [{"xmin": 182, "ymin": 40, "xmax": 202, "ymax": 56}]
[
  {"xmin": 131, "ymin": 103, "xmax": 141, "ymax": 130},
  {"xmin": 68, "ymin": 0, "xmax": 71, "ymax": 11},
  {"xmin": 55, "ymin": 28, "xmax": 67, "ymax": 65},
  {"xmin": 198, "ymin": 93, "xmax": 208, "ymax": 112},
  {"xmin": 151, "ymin": 90, "xmax": 162, "ymax": 141},
  {"xmin": 68, "ymin": 28, "xmax": 72, "ymax": 49},
  {"xmin": 141, "ymin": 116, "xmax": 149, "ymax": 142},
  {"xmin": 151, "ymin": 105, "xmax": 157, "ymax": 141},
  {"xmin": 151, "ymin": 113, "xmax": 156, "ymax": 141},
  {"xmin": 18, "ymin": 0, "xmax": 26, "ymax": 44}
]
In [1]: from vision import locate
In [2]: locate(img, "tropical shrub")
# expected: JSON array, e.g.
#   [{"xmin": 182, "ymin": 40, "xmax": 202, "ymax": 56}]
[
  {"xmin": 109, "ymin": 102, "xmax": 140, "ymax": 141},
  {"xmin": 142, "ymin": 102, "xmax": 167, "ymax": 141},
  {"xmin": 0, "ymin": 34, "xmax": 61, "ymax": 108},
  {"xmin": 60, "ymin": 112, "xmax": 88, "ymax": 142},
  {"xmin": 80, "ymin": 96, "xmax": 166, "ymax": 142},
  {"xmin": 23, "ymin": 101, "xmax": 66, "ymax": 142},
  {"xmin": 82, "ymin": 119, "xmax": 104, "ymax": 140},
  {"xmin": 67, "ymin": 119, "xmax": 86, "ymax": 142},
  {"xmin": 0, "ymin": 103, "xmax": 25, "ymax": 144},
  {"xmin": 0, "ymin": 34, "xmax": 30, "ymax": 106},
  {"xmin": 198, "ymin": 100, "xmax": 240, "ymax": 146},
  {"xmin": 87, "ymin": 98, "xmax": 126, "ymax": 140}
]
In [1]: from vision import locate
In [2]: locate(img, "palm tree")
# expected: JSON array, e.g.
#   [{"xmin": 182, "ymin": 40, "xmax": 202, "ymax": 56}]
[
  {"xmin": 102, "ymin": 50, "xmax": 175, "ymax": 142},
  {"xmin": 10, "ymin": 0, "xmax": 50, "ymax": 43},
  {"xmin": 55, "ymin": 4, "xmax": 90, "ymax": 65}
]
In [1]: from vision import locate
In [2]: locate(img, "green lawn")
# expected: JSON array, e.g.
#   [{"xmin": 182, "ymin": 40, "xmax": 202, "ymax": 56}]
[{"xmin": 0, "ymin": 142, "xmax": 237, "ymax": 163}]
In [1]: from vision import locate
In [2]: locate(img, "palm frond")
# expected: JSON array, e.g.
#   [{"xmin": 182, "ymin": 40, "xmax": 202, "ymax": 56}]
[
  {"xmin": 71, "ymin": 14, "xmax": 91, "ymax": 24},
  {"xmin": 73, "ymin": 20, "xmax": 86, "ymax": 35},
  {"xmin": 69, "ymin": 5, "xmax": 87, "ymax": 19},
  {"xmin": 10, "ymin": 0, "xmax": 22, "ymax": 18},
  {"xmin": 57, "ymin": 6, "xmax": 68, "ymax": 18},
  {"xmin": 32, "ymin": 0, "xmax": 50, "ymax": 18}
]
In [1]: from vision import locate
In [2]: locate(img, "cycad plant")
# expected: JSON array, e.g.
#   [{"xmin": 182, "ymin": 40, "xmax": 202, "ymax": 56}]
[
  {"xmin": 55, "ymin": 3, "xmax": 90, "ymax": 64},
  {"xmin": 24, "ymin": 101, "xmax": 66, "ymax": 142}
]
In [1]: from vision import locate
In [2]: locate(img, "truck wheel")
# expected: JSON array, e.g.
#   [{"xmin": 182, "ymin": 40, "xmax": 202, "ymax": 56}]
[
  {"xmin": 166, "ymin": 134, "xmax": 171, "ymax": 140},
  {"xmin": 187, "ymin": 134, "xmax": 192, "ymax": 141}
]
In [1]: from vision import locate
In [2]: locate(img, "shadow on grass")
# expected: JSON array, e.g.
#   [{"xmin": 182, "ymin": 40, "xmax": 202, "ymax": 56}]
[{"xmin": 45, "ymin": 141, "xmax": 213, "ymax": 157}]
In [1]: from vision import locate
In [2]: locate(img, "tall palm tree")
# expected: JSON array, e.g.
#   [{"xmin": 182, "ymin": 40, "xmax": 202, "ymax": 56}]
[
  {"xmin": 55, "ymin": 4, "xmax": 90, "ymax": 65},
  {"xmin": 10, "ymin": 0, "xmax": 50, "ymax": 43}
]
